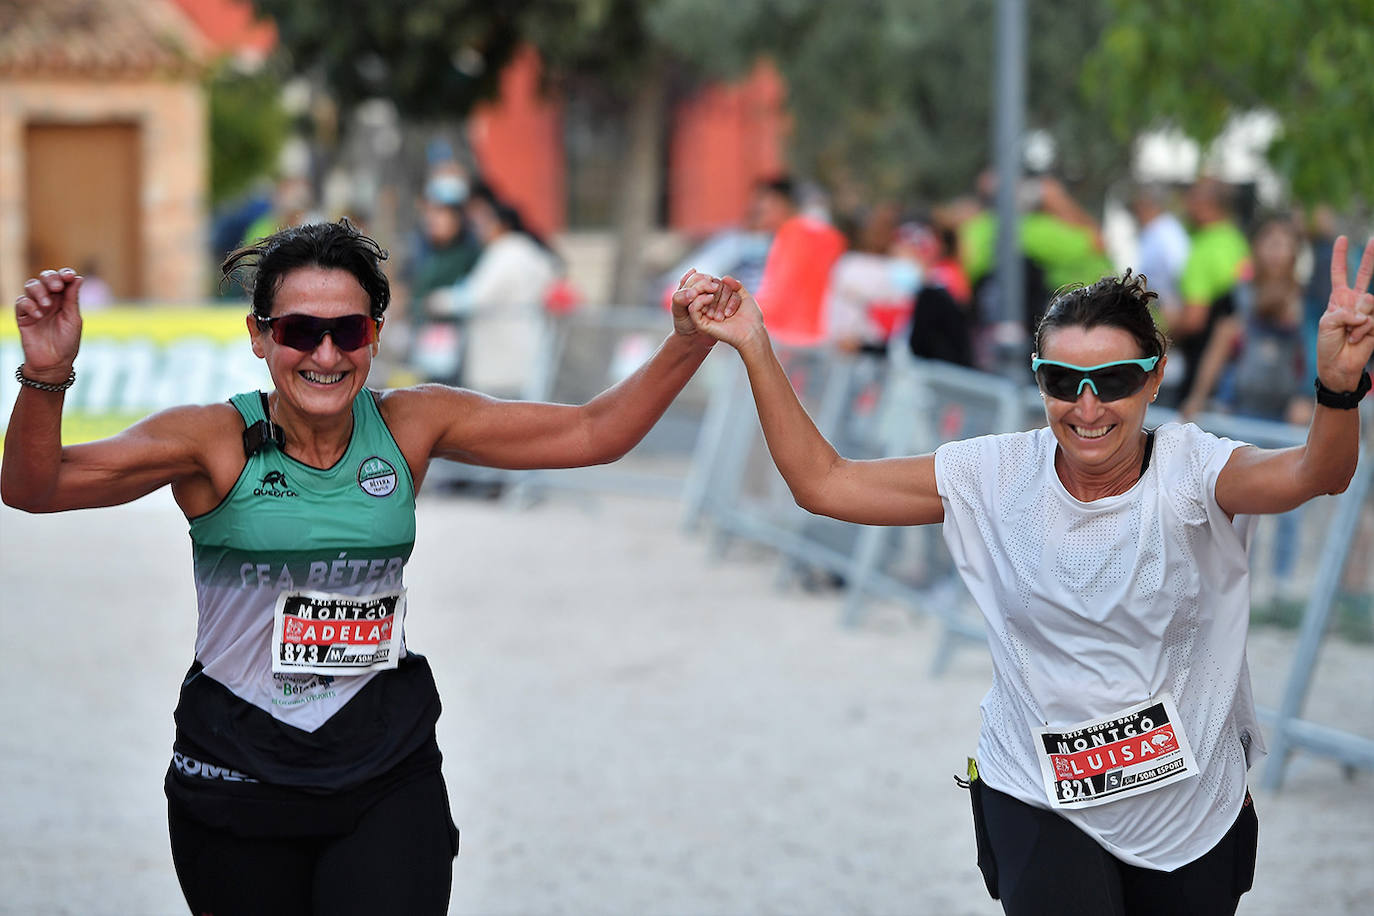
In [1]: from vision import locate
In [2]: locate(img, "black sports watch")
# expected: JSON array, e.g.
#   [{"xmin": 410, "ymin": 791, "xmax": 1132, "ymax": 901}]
[{"xmin": 1314, "ymin": 370, "xmax": 1372, "ymax": 409}]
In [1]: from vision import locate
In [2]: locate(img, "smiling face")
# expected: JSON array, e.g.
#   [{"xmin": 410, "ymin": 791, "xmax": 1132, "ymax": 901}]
[
  {"xmin": 1036, "ymin": 324, "xmax": 1164, "ymax": 478},
  {"xmin": 247, "ymin": 266, "xmax": 377, "ymax": 423}
]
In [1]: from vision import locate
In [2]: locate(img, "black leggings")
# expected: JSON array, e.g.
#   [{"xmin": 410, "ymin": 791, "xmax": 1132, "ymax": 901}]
[
  {"xmin": 969, "ymin": 781, "xmax": 1257, "ymax": 916},
  {"xmin": 168, "ymin": 770, "xmax": 458, "ymax": 916}
]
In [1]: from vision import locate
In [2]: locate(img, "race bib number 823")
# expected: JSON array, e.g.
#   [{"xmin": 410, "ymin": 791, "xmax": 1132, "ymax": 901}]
[{"xmin": 270, "ymin": 589, "xmax": 406, "ymax": 675}]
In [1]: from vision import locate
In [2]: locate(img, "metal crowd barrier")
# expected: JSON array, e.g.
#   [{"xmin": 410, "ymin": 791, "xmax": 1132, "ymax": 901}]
[
  {"xmin": 1255, "ymin": 417, "xmax": 1374, "ymax": 791},
  {"xmin": 681, "ymin": 345, "xmax": 875, "ymax": 570}
]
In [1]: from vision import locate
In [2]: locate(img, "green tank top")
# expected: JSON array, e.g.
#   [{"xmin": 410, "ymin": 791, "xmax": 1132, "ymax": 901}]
[
  {"xmin": 191, "ymin": 389, "xmax": 415, "ymax": 581},
  {"xmin": 186, "ymin": 389, "xmax": 418, "ymax": 737}
]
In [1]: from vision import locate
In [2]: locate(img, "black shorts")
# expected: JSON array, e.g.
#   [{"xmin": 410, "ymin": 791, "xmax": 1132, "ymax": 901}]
[
  {"xmin": 167, "ymin": 762, "xmax": 458, "ymax": 916},
  {"xmin": 966, "ymin": 778, "xmax": 1257, "ymax": 916}
]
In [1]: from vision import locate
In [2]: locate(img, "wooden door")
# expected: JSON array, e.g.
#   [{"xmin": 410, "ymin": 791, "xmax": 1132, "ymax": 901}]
[{"xmin": 25, "ymin": 123, "xmax": 142, "ymax": 299}]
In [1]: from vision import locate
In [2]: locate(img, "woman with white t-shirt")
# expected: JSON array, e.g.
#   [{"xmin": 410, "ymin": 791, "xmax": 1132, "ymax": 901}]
[
  {"xmin": 676, "ymin": 236, "xmax": 1374, "ymax": 915},
  {"xmin": 450, "ymin": 189, "xmax": 560, "ymax": 395}
]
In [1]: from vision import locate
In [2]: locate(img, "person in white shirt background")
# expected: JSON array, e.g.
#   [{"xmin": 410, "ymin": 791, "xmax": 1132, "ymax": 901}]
[{"xmin": 433, "ymin": 185, "xmax": 562, "ymax": 396}]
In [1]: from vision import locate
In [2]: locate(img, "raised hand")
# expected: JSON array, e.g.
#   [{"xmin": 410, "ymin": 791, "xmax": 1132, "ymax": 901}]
[
  {"xmin": 14, "ymin": 268, "xmax": 84, "ymax": 382},
  {"xmin": 681, "ymin": 275, "xmax": 765, "ymax": 351},
  {"xmin": 1315, "ymin": 236, "xmax": 1374, "ymax": 391}
]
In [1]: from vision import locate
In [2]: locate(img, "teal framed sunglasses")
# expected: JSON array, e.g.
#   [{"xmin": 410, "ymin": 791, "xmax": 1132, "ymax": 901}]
[{"xmin": 1031, "ymin": 356, "xmax": 1160, "ymax": 402}]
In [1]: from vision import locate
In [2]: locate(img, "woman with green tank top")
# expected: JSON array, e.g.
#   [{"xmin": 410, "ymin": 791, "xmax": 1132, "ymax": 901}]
[{"xmin": 3, "ymin": 219, "xmax": 739, "ymax": 915}]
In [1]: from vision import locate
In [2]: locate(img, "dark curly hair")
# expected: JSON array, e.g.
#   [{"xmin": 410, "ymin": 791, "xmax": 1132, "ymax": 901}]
[
  {"xmin": 1034, "ymin": 270, "xmax": 1169, "ymax": 361},
  {"xmin": 221, "ymin": 218, "xmax": 390, "ymax": 320}
]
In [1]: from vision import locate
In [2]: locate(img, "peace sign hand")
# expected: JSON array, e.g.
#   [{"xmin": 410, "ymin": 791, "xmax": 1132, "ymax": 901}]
[
  {"xmin": 14, "ymin": 268, "xmax": 83, "ymax": 383},
  {"xmin": 1315, "ymin": 236, "xmax": 1374, "ymax": 392}
]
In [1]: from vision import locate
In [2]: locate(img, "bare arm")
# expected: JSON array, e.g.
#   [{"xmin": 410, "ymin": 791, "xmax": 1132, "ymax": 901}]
[
  {"xmin": 385, "ymin": 271, "xmax": 727, "ymax": 473},
  {"xmin": 689, "ymin": 277, "xmax": 944, "ymax": 526},
  {"xmin": 2, "ymin": 268, "xmax": 226, "ymax": 513},
  {"xmin": 3, "ymin": 402, "xmax": 230, "ymax": 513},
  {"xmin": 388, "ymin": 334, "xmax": 715, "ymax": 470},
  {"xmin": 1216, "ymin": 237, "xmax": 1373, "ymax": 515}
]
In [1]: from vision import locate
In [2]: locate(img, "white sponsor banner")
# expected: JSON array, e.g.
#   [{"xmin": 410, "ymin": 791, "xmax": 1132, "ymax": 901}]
[{"xmin": 1, "ymin": 306, "xmax": 270, "ymax": 443}]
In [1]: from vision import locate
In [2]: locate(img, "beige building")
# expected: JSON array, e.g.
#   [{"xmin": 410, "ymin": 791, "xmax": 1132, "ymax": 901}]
[{"xmin": 0, "ymin": 0, "xmax": 209, "ymax": 302}]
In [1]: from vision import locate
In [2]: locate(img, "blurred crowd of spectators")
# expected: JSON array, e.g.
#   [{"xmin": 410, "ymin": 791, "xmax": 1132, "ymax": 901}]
[
  {"xmin": 211, "ymin": 151, "xmax": 1362, "ymax": 440},
  {"xmin": 663, "ymin": 169, "xmax": 1362, "ymax": 442}
]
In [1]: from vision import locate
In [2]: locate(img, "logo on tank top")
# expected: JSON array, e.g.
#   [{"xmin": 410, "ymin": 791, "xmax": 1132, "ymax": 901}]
[
  {"xmin": 357, "ymin": 456, "xmax": 398, "ymax": 497},
  {"xmin": 253, "ymin": 470, "xmax": 299, "ymax": 498}
]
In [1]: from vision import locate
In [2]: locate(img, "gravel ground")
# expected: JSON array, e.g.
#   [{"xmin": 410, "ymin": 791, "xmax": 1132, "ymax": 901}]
[{"xmin": 1, "ymin": 488, "xmax": 1370, "ymax": 916}]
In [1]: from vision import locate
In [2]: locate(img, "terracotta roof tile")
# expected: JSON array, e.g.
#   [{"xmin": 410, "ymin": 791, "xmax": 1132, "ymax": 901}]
[
  {"xmin": 0, "ymin": 0, "xmax": 208, "ymax": 77},
  {"xmin": 169, "ymin": 0, "xmax": 275, "ymax": 59}
]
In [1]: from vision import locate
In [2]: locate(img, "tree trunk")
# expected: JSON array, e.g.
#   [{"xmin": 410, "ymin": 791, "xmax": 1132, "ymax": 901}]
[{"xmin": 609, "ymin": 62, "xmax": 667, "ymax": 306}]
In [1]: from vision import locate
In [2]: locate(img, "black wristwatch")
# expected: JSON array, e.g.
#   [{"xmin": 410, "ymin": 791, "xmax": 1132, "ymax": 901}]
[{"xmin": 1314, "ymin": 370, "xmax": 1372, "ymax": 409}]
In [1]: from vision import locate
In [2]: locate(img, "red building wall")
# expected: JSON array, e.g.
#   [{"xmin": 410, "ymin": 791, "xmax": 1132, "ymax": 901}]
[
  {"xmin": 471, "ymin": 49, "xmax": 789, "ymax": 236},
  {"xmin": 468, "ymin": 46, "xmax": 566, "ymax": 238},
  {"xmin": 668, "ymin": 61, "xmax": 789, "ymax": 234}
]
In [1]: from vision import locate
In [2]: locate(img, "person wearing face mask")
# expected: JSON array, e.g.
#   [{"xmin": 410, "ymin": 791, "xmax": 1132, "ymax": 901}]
[
  {"xmin": 683, "ymin": 237, "xmax": 1374, "ymax": 916},
  {"xmin": 3, "ymin": 219, "xmax": 737, "ymax": 916},
  {"xmin": 410, "ymin": 176, "xmax": 481, "ymax": 307}
]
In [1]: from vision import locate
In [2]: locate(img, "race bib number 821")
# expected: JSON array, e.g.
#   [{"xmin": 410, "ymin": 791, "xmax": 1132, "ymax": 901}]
[
  {"xmin": 1032, "ymin": 693, "xmax": 1198, "ymax": 809},
  {"xmin": 270, "ymin": 589, "xmax": 406, "ymax": 675}
]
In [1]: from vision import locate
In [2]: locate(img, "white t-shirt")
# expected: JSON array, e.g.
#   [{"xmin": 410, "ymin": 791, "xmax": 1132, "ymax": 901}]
[
  {"xmin": 935, "ymin": 422, "xmax": 1265, "ymax": 870},
  {"xmin": 450, "ymin": 232, "xmax": 560, "ymax": 394}
]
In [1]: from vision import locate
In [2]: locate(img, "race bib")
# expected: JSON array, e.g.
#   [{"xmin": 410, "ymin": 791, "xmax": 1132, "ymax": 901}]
[
  {"xmin": 270, "ymin": 589, "xmax": 406, "ymax": 675},
  {"xmin": 1032, "ymin": 693, "xmax": 1198, "ymax": 809}
]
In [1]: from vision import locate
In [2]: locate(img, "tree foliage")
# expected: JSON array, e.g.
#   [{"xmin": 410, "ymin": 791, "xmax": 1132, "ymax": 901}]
[
  {"xmin": 654, "ymin": 0, "xmax": 1129, "ymax": 208},
  {"xmin": 1085, "ymin": 0, "xmax": 1374, "ymax": 205},
  {"xmin": 250, "ymin": 0, "xmax": 698, "ymax": 119},
  {"xmin": 251, "ymin": 0, "xmax": 524, "ymax": 118},
  {"xmin": 207, "ymin": 63, "xmax": 290, "ymax": 205}
]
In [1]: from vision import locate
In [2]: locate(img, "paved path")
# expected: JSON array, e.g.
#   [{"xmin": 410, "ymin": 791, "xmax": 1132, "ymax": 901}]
[{"xmin": 1, "ymin": 490, "xmax": 1370, "ymax": 915}]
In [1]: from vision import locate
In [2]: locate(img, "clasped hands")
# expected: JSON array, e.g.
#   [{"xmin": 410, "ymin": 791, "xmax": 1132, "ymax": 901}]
[{"xmin": 670, "ymin": 269, "xmax": 763, "ymax": 350}]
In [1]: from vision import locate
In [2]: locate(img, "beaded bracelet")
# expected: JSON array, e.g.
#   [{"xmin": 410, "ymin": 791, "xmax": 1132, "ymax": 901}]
[{"xmin": 14, "ymin": 365, "xmax": 76, "ymax": 392}]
